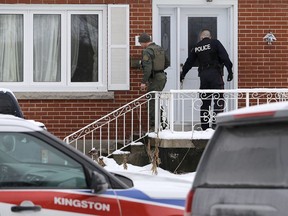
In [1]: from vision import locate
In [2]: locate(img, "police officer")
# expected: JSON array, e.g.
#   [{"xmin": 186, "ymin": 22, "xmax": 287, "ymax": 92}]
[
  {"xmin": 180, "ymin": 29, "xmax": 233, "ymax": 130},
  {"xmin": 138, "ymin": 32, "xmax": 170, "ymax": 130}
]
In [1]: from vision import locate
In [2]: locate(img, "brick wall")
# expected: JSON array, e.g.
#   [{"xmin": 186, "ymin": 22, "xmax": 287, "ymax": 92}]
[
  {"xmin": 12, "ymin": 0, "xmax": 152, "ymax": 138},
  {"xmin": 4, "ymin": 0, "xmax": 288, "ymax": 138},
  {"xmin": 238, "ymin": 0, "xmax": 288, "ymax": 88}
]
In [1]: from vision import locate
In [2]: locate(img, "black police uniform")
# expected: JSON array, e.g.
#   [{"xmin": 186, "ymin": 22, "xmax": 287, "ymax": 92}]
[{"xmin": 181, "ymin": 37, "xmax": 233, "ymax": 130}]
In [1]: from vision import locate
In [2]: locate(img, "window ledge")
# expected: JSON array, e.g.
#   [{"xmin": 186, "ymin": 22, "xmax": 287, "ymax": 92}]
[{"xmin": 15, "ymin": 92, "xmax": 114, "ymax": 100}]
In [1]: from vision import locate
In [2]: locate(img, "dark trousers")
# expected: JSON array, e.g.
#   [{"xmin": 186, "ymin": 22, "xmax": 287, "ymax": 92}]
[
  {"xmin": 200, "ymin": 92, "xmax": 224, "ymax": 130},
  {"xmin": 199, "ymin": 68, "xmax": 224, "ymax": 130}
]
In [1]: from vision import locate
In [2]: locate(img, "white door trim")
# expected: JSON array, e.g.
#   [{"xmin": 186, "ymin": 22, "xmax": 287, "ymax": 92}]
[{"xmin": 152, "ymin": 0, "xmax": 238, "ymax": 90}]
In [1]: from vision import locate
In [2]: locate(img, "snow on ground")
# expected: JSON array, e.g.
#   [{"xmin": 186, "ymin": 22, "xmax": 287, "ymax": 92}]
[
  {"xmin": 100, "ymin": 128, "xmax": 215, "ymax": 191},
  {"xmin": 147, "ymin": 128, "xmax": 215, "ymax": 140},
  {"xmin": 103, "ymin": 157, "xmax": 196, "ymax": 197},
  {"xmin": 103, "ymin": 156, "xmax": 196, "ymax": 182},
  {"xmin": 103, "ymin": 128, "xmax": 215, "ymax": 183}
]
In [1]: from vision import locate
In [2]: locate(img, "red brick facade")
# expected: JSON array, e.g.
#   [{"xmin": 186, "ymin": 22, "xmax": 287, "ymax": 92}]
[
  {"xmin": 2, "ymin": 0, "xmax": 287, "ymax": 138},
  {"xmin": 16, "ymin": 0, "xmax": 152, "ymax": 138},
  {"xmin": 238, "ymin": 0, "xmax": 288, "ymax": 88}
]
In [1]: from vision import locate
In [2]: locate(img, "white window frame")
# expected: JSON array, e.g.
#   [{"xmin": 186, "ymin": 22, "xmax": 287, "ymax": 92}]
[
  {"xmin": 0, "ymin": 4, "xmax": 129, "ymax": 92},
  {"xmin": 66, "ymin": 10, "xmax": 104, "ymax": 89},
  {"xmin": 26, "ymin": 11, "xmax": 67, "ymax": 90}
]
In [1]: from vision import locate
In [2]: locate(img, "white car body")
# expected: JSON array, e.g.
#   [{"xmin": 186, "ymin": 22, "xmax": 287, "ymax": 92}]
[
  {"xmin": 0, "ymin": 115, "xmax": 188, "ymax": 216},
  {"xmin": 112, "ymin": 170, "xmax": 193, "ymax": 199}
]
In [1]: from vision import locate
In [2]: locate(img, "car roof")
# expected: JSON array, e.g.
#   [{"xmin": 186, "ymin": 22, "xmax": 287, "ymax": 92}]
[
  {"xmin": 0, "ymin": 88, "xmax": 15, "ymax": 94},
  {"xmin": 217, "ymin": 101, "xmax": 288, "ymax": 124},
  {"xmin": 0, "ymin": 88, "xmax": 18, "ymax": 101},
  {"xmin": 0, "ymin": 88, "xmax": 24, "ymax": 118},
  {"xmin": 0, "ymin": 114, "xmax": 43, "ymax": 132}
]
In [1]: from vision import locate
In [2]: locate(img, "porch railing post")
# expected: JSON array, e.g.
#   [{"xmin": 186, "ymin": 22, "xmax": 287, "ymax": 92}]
[
  {"xmin": 169, "ymin": 92, "xmax": 174, "ymax": 131},
  {"xmin": 155, "ymin": 91, "xmax": 159, "ymax": 131},
  {"xmin": 246, "ymin": 91, "xmax": 250, "ymax": 107}
]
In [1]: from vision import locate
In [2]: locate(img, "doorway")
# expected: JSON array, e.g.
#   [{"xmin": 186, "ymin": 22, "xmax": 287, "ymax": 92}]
[{"xmin": 153, "ymin": 2, "xmax": 237, "ymax": 128}]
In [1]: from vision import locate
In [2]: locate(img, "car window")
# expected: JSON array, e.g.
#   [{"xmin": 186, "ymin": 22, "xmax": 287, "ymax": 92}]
[
  {"xmin": 195, "ymin": 122, "xmax": 288, "ymax": 187},
  {"xmin": 0, "ymin": 132, "xmax": 87, "ymax": 189}
]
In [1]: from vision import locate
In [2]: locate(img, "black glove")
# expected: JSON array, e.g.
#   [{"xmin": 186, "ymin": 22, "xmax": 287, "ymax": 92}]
[
  {"xmin": 180, "ymin": 73, "xmax": 185, "ymax": 83},
  {"xmin": 227, "ymin": 72, "xmax": 233, "ymax": 81}
]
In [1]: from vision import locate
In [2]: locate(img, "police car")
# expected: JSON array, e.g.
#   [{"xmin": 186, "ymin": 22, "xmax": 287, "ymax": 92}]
[{"xmin": 0, "ymin": 114, "xmax": 188, "ymax": 216}]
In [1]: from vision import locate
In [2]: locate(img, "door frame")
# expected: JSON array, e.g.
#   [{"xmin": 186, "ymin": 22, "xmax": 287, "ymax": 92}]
[{"xmin": 152, "ymin": 0, "xmax": 238, "ymax": 90}]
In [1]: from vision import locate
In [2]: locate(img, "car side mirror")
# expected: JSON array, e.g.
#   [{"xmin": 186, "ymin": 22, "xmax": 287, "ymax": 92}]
[
  {"xmin": 90, "ymin": 172, "xmax": 108, "ymax": 194},
  {"xmin": 111, "ymin": 173, "xmax": 134, "ymax": 188}
]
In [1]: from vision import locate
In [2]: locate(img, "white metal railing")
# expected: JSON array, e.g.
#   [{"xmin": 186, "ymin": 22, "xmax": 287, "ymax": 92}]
[
  {"xmin": 64, "ymin": 92, "xmax": 153, "ymax": 157},
  {"xmin": 64, "ymin": 88, "xmax": 288, "ymax": 157},
  {"xmin": 157, "ymin": 88, "xmax": 288, "ymax": 132}
]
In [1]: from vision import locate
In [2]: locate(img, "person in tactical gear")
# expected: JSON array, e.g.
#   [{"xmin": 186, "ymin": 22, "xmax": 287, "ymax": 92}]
[
  {"xmin": 139, "ymin": 32, "xmax": 170, "ymax": 131},
  {"xmin": 180, "ymin": 29, "xmax": 233, "ymax": 131}
]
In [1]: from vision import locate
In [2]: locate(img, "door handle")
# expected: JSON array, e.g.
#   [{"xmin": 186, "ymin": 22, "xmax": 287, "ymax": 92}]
[
  {"xmin": 180, "ymin": 63, "xmax": 184, "ymax": 89},
  {"xmin": 11, "ymin": 200, "xmax": 41, "ymax": 212},
  {"xmin": 11, "ymin": 205, "xmax": 41, "ymax": 212}
]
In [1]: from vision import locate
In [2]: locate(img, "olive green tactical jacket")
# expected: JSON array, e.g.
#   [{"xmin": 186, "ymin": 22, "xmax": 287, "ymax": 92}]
[{"xmin": 141, "ymin": 42, "xmax": 170, "ymax": 84}]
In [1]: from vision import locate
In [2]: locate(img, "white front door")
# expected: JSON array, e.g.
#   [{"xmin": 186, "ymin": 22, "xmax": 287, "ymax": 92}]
[
  {"xmin": 157, "ymin": 6, "xmax": 235, "ymax": 129},
  {"xmin": 179, "ymin": 8, "xmax": 228, "ymax": 91}
]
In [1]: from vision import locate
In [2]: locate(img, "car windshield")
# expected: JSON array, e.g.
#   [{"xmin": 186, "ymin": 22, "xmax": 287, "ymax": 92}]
[{"xmin": 195, "ymin": 122, "xmax": 288, "ymax": 187}]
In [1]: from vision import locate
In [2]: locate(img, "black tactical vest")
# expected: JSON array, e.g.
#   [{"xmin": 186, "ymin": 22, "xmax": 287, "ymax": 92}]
[
  {"xmin": 194, "ymin": 38, "xmax": 218, "ymax": 66},
  {"xmin": 147, "ymin": 44, "xmax": 165, "ymax": 71}
]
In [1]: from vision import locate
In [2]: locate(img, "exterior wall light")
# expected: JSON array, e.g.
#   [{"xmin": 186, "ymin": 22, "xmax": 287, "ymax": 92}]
[{"xmin": 263, "ymin": 32, "xmax": 276, "ymax": 45}]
